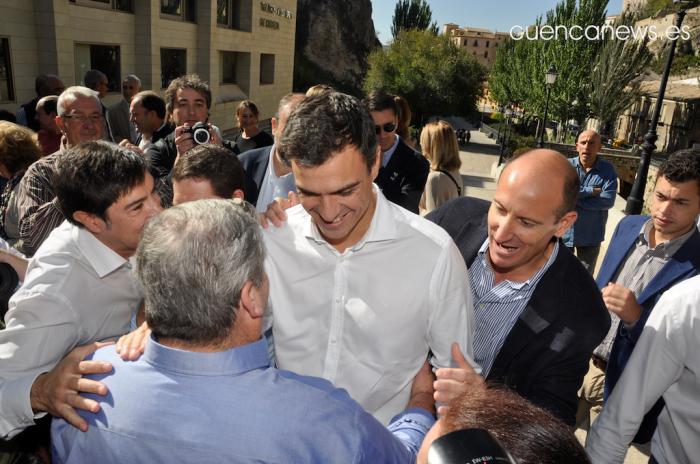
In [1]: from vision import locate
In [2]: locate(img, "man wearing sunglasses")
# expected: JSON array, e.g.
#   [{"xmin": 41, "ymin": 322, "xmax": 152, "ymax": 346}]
[
  {"xmin": 14, "ymin": 86, "xmax": 106, "ymax": 256},
  {"xmin": 364, "ymin": 92, "xmax": 429, "ymax": 214}
]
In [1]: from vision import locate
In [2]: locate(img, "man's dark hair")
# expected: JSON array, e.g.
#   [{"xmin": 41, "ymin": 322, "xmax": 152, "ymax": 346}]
[
  {"xmin": 657, "ymin": 148, "xmax": 700, "ymax": 193},
  {"xmin": 278, "ymin": 91, "xmax": 377, "ymax": 171},
  {"xmin": 134, "ymin": 91, "xmax": 166, "ymax": 119},
  {"xmin": 363, "ymin": 90, "xmax": 400, "ymax": 118},
  {"xmin": 442, "ymin": 385, "xmax": 590, "ymax": 464},
  {"xmin": 164, "ymin": 74, "xmax": 212, "ymax": 115},
  {"xmin": 83, "ymin": 69, "xmax": 107, "ymax": 91},
  {"xmin": 0, "ymin": 110, "xmax": 16, "ymax": 123},
  {"xmin": 55, "ymin": 141, "xmax": 148, "ymax": 227},
  {"xmin": 37, "ymin": 96, "xmax": 58, "ymax": 116},
  {"xmin": 172, "ymin": 144, "xmax": 245, "ymax": 198}
]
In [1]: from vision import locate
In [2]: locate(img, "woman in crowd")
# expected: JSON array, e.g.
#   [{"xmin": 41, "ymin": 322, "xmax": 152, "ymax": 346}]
[
  {"xmin": 418, "ymin": 120, "xmax": 463, "ymax": 215},
  {"xmin": 393, "ymin": 94, "xmax": 416, "ymax": 148},
  {"xmin": 233, "ymin": 100, "xmax": 273, "ymax": 153},
  {"xmin": 0, "ymin": 121, "xmax": 42, "ymax": 249}
]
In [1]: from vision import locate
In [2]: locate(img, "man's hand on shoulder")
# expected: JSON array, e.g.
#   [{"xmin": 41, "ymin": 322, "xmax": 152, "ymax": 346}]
[
  {"xmin": 434, "ymin": 343, "xmax": 484, "ymax": 416},
  {"xmin": 115, "ymin": 322, "xmax": 151, "ymax": 361},
  {"xmin": 30, "ymin": 342, "xmax": 113, "ymax": 432},
  {"xmin": 602, "ymin": 283, "xmax": 642, "ymax": 325},
  {"xmin": 259, "ymin": 191, "xmax": 299, "ymax": 229}
]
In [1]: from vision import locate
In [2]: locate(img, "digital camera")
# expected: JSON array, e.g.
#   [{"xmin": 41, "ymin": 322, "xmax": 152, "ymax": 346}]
[{"xmin": 186, "ymin": 122, "xmax": 211, "ymax": 145}]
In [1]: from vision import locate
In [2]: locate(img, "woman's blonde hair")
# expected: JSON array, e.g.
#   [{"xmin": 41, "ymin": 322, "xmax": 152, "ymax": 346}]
[
  {"xmin": 0, "ymin": 121, "xmax": 41, "ymax": 175},
  {"xmin": 420, "ymin": 120, "xmax": 461, "ymax": 171}
]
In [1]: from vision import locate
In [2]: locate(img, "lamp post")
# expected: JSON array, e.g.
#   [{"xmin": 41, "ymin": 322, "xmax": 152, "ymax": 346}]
[
  {"xmin": 625, "ymin": 0, "xmax": 694, "ymax": 215},
  {"xmin": 499, "ymin": 106, "xmax": 513, "ymax": 165},
  {"xmin": 537, "ymin": 65, "xmax": 558, "ymax": 148}
]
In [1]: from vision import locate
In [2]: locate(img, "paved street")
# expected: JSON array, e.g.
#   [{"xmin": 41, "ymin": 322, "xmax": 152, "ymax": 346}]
[{"xmin": 455, "ymin": 127, "xmax": 650, "ymax": 463}]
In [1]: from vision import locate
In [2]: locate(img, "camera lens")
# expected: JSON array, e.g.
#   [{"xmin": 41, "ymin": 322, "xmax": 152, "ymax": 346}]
[{"xmin": 193, "ymin": 128, "xmax": 210, "ymax": 145}]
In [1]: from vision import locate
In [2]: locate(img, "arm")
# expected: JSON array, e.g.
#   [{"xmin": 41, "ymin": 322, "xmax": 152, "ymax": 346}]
[
  {"xmin": 397, "ymin": 157, "xmax": 430, "ymax": 214},
  {"xmin": 577, "ymin": 169, "xmax": 618, "ymax": 211},
  {"xmin": 16, "ymin": 164, "xmax": 65, "ymax": 256},
  {"xmin": 0, "ymin": 249, "xmax": 28, "ymax": 280},
  {"xmin": 586, "ymin": 287, "xmax": 688, "ymax": 463}
]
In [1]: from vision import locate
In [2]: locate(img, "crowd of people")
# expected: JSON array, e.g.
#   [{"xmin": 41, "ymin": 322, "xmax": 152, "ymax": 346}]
[{"xmin": 0, "ymin": 69, "xmax": 698, "ymax": 464}]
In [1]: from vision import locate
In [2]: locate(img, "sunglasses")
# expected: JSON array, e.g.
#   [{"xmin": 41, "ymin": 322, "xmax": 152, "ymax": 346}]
[{"xmin": 375, "ymin": 122, "xmax": 397, "ymax": 135}]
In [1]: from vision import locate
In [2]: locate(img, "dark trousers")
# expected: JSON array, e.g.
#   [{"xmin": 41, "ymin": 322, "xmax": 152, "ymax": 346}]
[{"xmin": 574, "ymin": 245, "xmax": 601, "ymax": 275}]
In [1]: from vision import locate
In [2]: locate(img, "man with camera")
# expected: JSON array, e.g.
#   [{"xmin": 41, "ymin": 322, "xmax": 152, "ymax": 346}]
[{"xmin": 145, "ymin": 74, "xmax": 237, "ymax": 183}]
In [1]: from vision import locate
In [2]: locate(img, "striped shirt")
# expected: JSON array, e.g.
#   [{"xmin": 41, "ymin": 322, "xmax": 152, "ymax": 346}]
[
  {"xmin": 593, "ymin": 219, "xmax": 696, "ymax": 361},
  {"xmin": 14, "ymin": 150, "xmax": 66, "ymax": 257},
  {"xmin": 469, "ymin": 238, "xmax": 559, "ymax": 376}
]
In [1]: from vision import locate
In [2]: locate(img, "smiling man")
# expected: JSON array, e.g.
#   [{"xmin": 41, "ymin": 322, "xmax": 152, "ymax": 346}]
[
  {"xmin": 426, "ymin": 149, "xmax": 610, "ymax": 426},
  {"xmin": 263, "ymin": 91, "xmax": 473, "ymax": 425}
]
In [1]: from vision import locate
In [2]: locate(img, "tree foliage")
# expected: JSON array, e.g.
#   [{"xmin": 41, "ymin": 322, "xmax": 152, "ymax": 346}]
[
  {"xmin": 588, "ymin": 13, "xmax": 653, "ymax": 134},
  {"xmin": 391, "ymin": 0, "xmax": 438, "ymax": 39},
  {"xmin": 364, "ymin": 30, "xmax": 486, "ymax": 124}
]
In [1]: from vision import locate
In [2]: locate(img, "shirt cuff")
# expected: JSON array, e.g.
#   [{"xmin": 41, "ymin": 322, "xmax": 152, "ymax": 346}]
[
  {"xmin": 387, "ymin": 408, "xmax": 436, "ymax": 455},
  {"xmin": 0, "ymin": 372, "xmax": 46, "ymax": 440}
]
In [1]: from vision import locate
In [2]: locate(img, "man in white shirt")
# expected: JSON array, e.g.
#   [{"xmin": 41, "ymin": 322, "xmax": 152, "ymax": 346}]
[
  {"xmin": 265, "ymin": 91, "xmax": 473, "ymax": 424},
  {"xmin": 0, "ymin": 141, "xmax": 161, "ymax": 440},
  {"xmin": 586, "ymin": 274, "xmax": 700, "ymax": 464}
]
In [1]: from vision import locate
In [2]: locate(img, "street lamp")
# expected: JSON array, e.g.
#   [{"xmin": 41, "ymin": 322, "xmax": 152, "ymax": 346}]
[
  {"xmin": 625, "ymin": 0, "xmax": 695, "ymax": 215},
  {"xmin": 499, "ymin": 106, "xmax": 513, "ymax": 165},
  {"xmin": 537, "ymin": 65, "xmax": 558, "ymax": 148}
]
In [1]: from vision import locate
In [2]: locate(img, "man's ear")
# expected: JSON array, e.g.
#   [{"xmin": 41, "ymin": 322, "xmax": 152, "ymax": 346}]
[
  {"xmin": 55, "ymin": 115, "xmax": 66, "ymax": 133},
  {"xmin": 240, "ymin": 281, "xmax": 265, "ymax": 319},
  {"xmin": 271, "ymin": 117, "xmax": 279, "ymax": 134},
  {"xmin": 554, "ymin": 211, "xmax": 578, "ymax": 238},
  {"xmin": 72, "ymin": 211, "xmax": 108, "ymax": 235},
  {"xmin": 231, "ymin": 189, "xmax": 245, "ymax": 201}
]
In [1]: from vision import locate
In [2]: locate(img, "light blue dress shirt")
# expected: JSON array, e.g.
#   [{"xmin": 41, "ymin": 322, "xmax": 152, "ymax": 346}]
[{"xmin": 52, "ymin": 337, "xmax": 433, "ymax": 463}]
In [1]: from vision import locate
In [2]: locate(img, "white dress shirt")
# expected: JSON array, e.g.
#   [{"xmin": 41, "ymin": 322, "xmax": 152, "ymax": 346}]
[
  {"xmin": 0, "ymin": 221, "xmax": 143, "ymax": 439},
  {"xmin": 263, "ymin": 186, "xmax": 474, "ymax": 425},
  {"xmin": 254, "ymin": 144, "xmax": 296, "ymax": 213},
  {"xmin": 586, "ymin": 274, "xmax": 700, "ymax": 464}
]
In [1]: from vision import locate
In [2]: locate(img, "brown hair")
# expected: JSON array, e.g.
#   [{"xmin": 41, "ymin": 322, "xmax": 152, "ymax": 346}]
[
  {"xmin": 236, "ymin": 100, "xmax": 260, "ymax": 118},
  {"xmin": 420, "ymin": 120, "xmax": 461, "ymax": 171},
  {"xmin": 164, "ymin": 74, "xmax": 212, "ymax": 116},
  {"xmin": 442, "ymin": 385, "xmax": 590, "ymax": 464},
  {"xmin": 0, "ymin": 121, "xmax": 42, "ymax": 175}
]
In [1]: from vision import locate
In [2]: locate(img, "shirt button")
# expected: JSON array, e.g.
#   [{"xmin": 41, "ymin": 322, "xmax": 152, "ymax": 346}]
[{"xmin": 330, "ymin": 338, "xmax": 337, "ymax": 344}]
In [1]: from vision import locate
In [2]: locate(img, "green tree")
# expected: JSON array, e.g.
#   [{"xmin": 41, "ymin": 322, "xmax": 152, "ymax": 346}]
[
  {"xmin": 364, "ymin": 30, "xmax": 486, "ymax": 124},
  {"xmin": 391, "ymin": 0, "xmax": 438, "ymax": 39},
  {"xmin": 588, "ymin": 13, "xmax": 653, "ymax": 134}
]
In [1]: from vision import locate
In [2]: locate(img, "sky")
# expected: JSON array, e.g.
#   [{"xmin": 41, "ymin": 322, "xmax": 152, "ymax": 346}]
[{"xmin": 370, "ymin": 0, "xmax": 623, "ymax": 44}]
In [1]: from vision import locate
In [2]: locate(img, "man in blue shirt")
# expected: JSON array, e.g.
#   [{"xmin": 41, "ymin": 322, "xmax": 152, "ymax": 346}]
[
  {"xmin": 51, "ymin": 199, "xmax": 434, "ymax": 463},
  {"xmin": 563, "ymin": 130, "xmax": 618, "ymax": 273}
]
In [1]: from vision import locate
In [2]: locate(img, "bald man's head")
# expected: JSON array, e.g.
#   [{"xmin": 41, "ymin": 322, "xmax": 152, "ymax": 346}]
[{"xmin": 502, "ymin": 149, "xmax": 580, "ymax": 219}]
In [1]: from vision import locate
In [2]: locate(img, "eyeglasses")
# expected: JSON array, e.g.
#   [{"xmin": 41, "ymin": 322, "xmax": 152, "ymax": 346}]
[
  {"xmin": 375, "ymin": 122, "xmax": 397, "ymax": 135},
  {"xmin": 61, "ymin": 113, "xmax": 104, "ymax": 125}
]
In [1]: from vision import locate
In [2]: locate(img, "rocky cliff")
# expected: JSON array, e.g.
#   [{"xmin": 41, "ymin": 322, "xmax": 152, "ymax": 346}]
[{"xmin": 294, "ymin": 0, "xmax": 381, "ymax": 96}]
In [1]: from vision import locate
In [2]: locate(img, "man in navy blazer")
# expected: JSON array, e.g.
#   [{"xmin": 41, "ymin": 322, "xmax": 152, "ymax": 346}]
[
  {"xmin": 238, "ymin": 93, "xmax": 304, "ymax": 210},
  {"xmin": 582, "ymin": 149, "xmax": 700, "ymax": 442},
  {"xmin": 364, "ymin": 92, "xmax": 429, "ymax": 214},
  {"xmin": 426, "ymin": 149, "xmax": 610, "ymax": 426}
]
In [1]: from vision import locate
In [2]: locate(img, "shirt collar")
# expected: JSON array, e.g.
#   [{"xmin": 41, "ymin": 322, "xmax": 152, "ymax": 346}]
[
  {"xmin": 302, "ymin": 184, "xmax": 397, "ymax": 251},
  {"xmin": 639, "ymin": 218, "xmax": 696, "ymax": 258},
  {"xmin": 381, "ymin": 135, "xmax": 400, "ymax": 167},
  {"xmin": 71, "ymin": 223, "xmax": 130, "ymax": 278},
  {"xmin": 144, "ymin": 337, "xmax": 270, "ymax": 376}
]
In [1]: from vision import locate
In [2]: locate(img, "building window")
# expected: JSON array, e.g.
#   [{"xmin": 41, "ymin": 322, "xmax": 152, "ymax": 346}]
[
  {"xmin": 217, "ymin": 0, "xmax": 252, "ymax": 32},
  {"xmin": 259, "ymin": 54, "xmax": 274, "ymax": 85},
  {"xmin": 69, "ymin": 0, "xmax": 133, "ymax": 11},
  {"xmin": 495, "ymin": 43, "xmax": 498, "ymax": 48},
  {"xmin": 161, "ymin": 0, "xmax": 196, "ymax": 22},
  {"xmin": 221, "ymin": 51, "xmax": 250, "ymax": 93},
  {"xmin": 160, "ymin": 48, "xmax": 187, "ymax": 89},
  {"xmin": 0, "ymin": 38, "xmax": 14, "ymax": 102},
  {"xmin": 75, "ymin": 43, "xmax": 120, "ymax": 93},
  {"xmin": 474, "ymin": 40, "xmax": 479, "ymax": 46},
  {"xmin": 486, "ymin": 40, "xmax": 490, "ymax": 47},
  {"xmin": 484, "ymin": 51, "xmax": 488, "ymax": 58}
]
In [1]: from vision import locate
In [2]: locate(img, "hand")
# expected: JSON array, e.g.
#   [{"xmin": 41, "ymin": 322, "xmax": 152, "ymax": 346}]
[
  {"xmin": 208, "ymin": 126, "xmax": 223, "ymax": 146},
  {"xmin": 602, "ymin": 283, "xmax": 642, "ymax": 325},
  {"xmin": 408, "ymin": 360, "xmax": 436, "ymax": 415},
  {"xmin": 434, "ymin": 343, "xmax": 484, "ymax": 416},
  {"xmin": 174, "ymin": 124, "xmax": 196, "ymax": 160},
  {"xmin": 0, "ymin": 249, "xmax": 28, "ymax": 280},
  {"xmin": 592, "ymin": 187, "xmax": 602, "ymax": 196},
  {"xmin": 259, "ymin": 192, "xmax": 300, "ymax": 229},
  {"xmin": 118, "ymin": 139, "xmax": 144, "ymax": 155},
  {"xmin": 115, "ymin": 322, "xmax": 151, "ymax": 361},
  {"xmin": 29, "ymin": 342, "xmax": 113, "ymax": 432}
]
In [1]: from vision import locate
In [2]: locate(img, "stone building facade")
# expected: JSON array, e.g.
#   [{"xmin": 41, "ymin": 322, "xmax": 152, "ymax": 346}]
[
  {"xmin": 442, "ymin": 23, "xmax": 509, "ymax": 69},
  {"xmin": 0, "ymin": 0, "xmax": 296, "ymax": 131}
]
